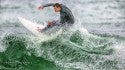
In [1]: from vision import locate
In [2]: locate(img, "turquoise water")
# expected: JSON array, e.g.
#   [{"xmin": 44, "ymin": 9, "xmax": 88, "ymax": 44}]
[{"xmin": 0, "ymin": 0, "xmax": 125, "ymax": 70}]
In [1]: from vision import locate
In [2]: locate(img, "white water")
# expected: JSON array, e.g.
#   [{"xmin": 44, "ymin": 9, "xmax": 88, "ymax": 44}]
[{"xmin": 0, "ymin": 0, "xmax": 125, "ymax": 70}]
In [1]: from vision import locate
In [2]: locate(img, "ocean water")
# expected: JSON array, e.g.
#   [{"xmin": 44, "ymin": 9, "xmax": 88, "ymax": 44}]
[{"xmin": 0, "ymin": 0, "xmax": 125, "ymax": 70}]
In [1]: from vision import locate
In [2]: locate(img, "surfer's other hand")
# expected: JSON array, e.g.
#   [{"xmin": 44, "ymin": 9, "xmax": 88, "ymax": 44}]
[
  {"xmin": 47, "ymin": 21, "xmax": 53, "ymax": 26},
  {"xmin": 38, "ymin": 6, "xmax": 44, "ymax": 10}
]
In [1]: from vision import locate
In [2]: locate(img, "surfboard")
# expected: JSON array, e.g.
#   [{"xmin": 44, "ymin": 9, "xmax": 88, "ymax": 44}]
[{"xmin": 18, "ymin": 17, "xmax": 62, "ymax": 37}]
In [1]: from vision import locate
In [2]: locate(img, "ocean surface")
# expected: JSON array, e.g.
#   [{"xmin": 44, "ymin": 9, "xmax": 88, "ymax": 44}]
[{"xmin": 0, "ymin": 0, "xmax": 125, "ymax": 70}]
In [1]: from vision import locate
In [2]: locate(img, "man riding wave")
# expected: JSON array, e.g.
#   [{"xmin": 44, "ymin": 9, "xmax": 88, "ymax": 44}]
[{"xmin": 37, "ymin": 3, "xmax": 74, "ymax": 32}]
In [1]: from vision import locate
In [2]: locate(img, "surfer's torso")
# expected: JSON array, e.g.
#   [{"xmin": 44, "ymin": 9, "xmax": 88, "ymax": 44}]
[
  {"xmin": 43, "ymin": 3, "xmax": 74, "ymax": 25},
  {"xmin": 60, "ymin": 5, "xmax": 74, "ymax": 24}
]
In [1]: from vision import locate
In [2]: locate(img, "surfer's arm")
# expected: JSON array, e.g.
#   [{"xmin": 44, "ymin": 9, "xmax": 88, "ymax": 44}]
[
  {"xmin": 43, "ymin": 3, "xmax": 55, "ymax": 7},
  {"xmin": 38, "ymin": 3, "xmax": 55, "ymax": 10},
  {"xmin": 60, "ymin": 12, "xmax": 67, "ymax": 24}
]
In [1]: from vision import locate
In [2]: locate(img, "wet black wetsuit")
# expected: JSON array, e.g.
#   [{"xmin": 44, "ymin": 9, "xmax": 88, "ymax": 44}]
[{"xmin": 42, "ymin": 3, "xmax": 74, "ymax": 31}]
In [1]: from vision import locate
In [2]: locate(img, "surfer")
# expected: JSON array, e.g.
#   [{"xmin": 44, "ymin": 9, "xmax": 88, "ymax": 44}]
[{"xmin": 37, "ymin": 3, "xmax": 74, "ymax": 32}]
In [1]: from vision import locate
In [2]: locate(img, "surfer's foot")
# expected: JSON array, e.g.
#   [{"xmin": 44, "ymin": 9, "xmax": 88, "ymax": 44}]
[{"xmin": 37, "ymin": 27, "xmax": 42, "ymax": 32}]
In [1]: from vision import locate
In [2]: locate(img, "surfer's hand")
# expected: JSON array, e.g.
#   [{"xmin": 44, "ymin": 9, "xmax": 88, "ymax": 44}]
[
  {"xmin": 38, "ymin": 6, "xmax": 44, "ymax": 10},
  {"xmin": 47, "ymin": 21, "xmax": 53, "ymax": 26}
]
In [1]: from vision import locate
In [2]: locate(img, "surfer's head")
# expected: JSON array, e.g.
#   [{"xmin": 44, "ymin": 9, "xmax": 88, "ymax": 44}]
[{"xmin": 54, "ymin": 3, "xmax": 61, "ymax": 12}]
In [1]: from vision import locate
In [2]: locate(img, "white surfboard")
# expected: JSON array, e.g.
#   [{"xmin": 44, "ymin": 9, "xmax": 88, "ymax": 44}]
[{"xmin": 18, "ymin": 17, "xmax": 62, "ymax": 37}]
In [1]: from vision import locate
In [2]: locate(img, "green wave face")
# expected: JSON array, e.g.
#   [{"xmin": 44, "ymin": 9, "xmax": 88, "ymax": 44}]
[
  {"xmin": 0, "ymin": 34, "xmax": 63, "ymax": 70},
  {"xmin": 0, "ymin": 30, "xmax": 124, "ymax": 70}
]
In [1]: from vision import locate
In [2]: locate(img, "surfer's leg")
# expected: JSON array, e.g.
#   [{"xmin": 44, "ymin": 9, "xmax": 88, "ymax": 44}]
[
  {"xmin": 42, "ymin": 27, "xmax": 48, "ymax": 31},
  {"xmin": 42, "ymin": 20, "xmax": 61, "ymax": 31},
  {"xmin": 42, "ymin": 22, "xmax": 55, "ymax": 31}
]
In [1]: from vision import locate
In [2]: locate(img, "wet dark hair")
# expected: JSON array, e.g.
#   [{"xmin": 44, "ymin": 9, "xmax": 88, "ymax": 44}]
[{"xmin": 54, "ymin": 3, "xmax": 61, "ymax": 8}]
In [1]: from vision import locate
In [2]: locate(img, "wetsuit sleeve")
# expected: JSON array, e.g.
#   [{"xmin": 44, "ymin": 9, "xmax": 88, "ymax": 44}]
[
  {"xmin": 60, "ymin": 12, "xmax": 67, "ymax": 24},
  {"xmin": 67, "ymin": 11, "xmax": 74, "ymax": 24},
  {"xmin": 43, "ymin": 3, "xmax": 55, "ymax": 7}
]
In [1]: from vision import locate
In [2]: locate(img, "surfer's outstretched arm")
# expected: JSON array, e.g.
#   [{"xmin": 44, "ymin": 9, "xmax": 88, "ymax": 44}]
[
  {"xmin": 43, "ymin": 3, "xmax": 55, "ymax": 7},
  {"xmin": 38, "ymin": 3, "xmax": 55, "ymax": 10}
]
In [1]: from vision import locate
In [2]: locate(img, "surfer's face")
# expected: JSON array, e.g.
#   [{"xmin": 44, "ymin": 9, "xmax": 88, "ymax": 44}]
[{"xmin": 54, "ymin": 6, "xmax": 61, "ymax": 12}]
